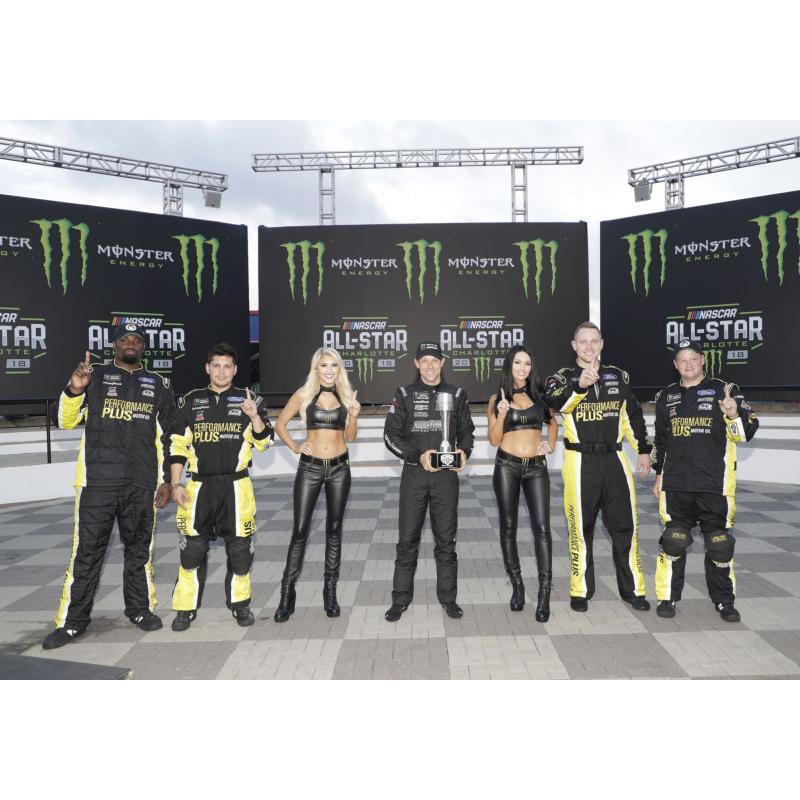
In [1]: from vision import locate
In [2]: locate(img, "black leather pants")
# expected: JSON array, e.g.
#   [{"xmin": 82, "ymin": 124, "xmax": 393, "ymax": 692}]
[
  {"xmin": 492, "ymin": 451, "xmax": 552, "ymax": 579},
  {"xmin": 282, "ymin": 454, "xmax": 351, "ymax": 583}
]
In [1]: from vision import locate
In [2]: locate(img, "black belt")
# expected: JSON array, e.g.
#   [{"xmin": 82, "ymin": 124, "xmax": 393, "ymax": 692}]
[
  {"xmin": 300, "ymin": 452, "xmax": 349, "ymax": 467},
  {"xmin": 564, "ymin": 442, "xmax": 621, "ymax": 453},
  {"xmin": 190, "ymin": 468, "xmax": 249, "ymax": 480},
  {"xmin": 497, "ymin": 449, "xmax": 546, "ymax": 466}
]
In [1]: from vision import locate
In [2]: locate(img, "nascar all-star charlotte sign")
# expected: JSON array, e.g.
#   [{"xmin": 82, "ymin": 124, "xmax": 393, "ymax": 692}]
[
  {"xmin": 259, "ymin": 222, "xmax": 589, "ymax": 402},
  {"xmin": 0, "ymin": 193, "xmax": 248, "ymax": 400},
  {"xmin": 601, "ymin": 190, "xmax": 800, "ymax": 391}
]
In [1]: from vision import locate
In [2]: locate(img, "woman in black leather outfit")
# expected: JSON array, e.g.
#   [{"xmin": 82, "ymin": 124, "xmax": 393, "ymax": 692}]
[
  {"xmin": 487, "ymin": 345, "xmax": 558, "ymax": 621},
  {"xmin": 273, "ymin": 348, "xmax": 360, "ymax": 621}
]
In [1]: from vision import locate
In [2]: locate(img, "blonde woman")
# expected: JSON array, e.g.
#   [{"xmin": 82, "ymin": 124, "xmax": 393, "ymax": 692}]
[{"xmin": 273, "ymin": 348, "xmax": 360, "ymax": 621}]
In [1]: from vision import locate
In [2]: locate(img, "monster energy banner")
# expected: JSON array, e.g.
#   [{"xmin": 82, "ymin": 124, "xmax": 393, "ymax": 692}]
[
  {"xmin": 259, "ymin": 222, "xmax": 588, "ymax": 402},
  {"xmin": 600, "ymin": 189, "xmax": 800, "ymax": 389},
  {"xmin": 0, "ymin": 193, "xmax": 248, "ymax": 400}
]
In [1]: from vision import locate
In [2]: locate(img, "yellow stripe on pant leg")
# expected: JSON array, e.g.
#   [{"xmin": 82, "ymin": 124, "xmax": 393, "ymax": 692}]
[
  {"xmin": 655, "ymin": 489, "xmax": 672, "ymax": 601},
  {"xmin": 617, "ymin": 451, "xmax": 645, "ymax": 595},
  {"xmin": 230, "ymin": 479, "xmax": 255, "ymax": 605},
  {"xmin": 172, "ymin": 480, "xmax": 202, "ymax": 611},
  {"xmin": 55, "ymin": 488, "xmax": 82, "ymax": 628},
  {"xmin": 563, "ymin": 450, "xmax": 586, "ymax": 598},
  {"xmin": 145, "ymin": 502, "xmax": 158, "ymax": 611}
]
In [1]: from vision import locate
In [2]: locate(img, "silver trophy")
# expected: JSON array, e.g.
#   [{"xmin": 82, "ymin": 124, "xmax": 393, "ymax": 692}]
[{"xmin": 432, "ymin": 391, "xmax": 461, "ymax": 469}]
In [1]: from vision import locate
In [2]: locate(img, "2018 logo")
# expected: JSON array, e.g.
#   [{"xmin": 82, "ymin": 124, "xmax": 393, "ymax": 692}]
[
  {"xmin": 172, "ymin": 234, "xmax": 221, "ymax": 302},
  {"xmin": 749, "ymin": 209, "xmax": 800, "ymax": 285},
  {"xmin": 512, "ymin": 239, "xmax": 559, "ymax": 301},
  {"xmin": 281, "ymin": 240, "xmax": 325, "ymax": 304},
  {"xmin": 620, "ymin": 228, "xmax": 668, "ymax": 296},
  {"xmin": 30, "ymin": 218, "xmax": 90, "ymax": 294},
  {"xmin": 396, "ymin": 240, "xmax": 442, "ymax": 303}
]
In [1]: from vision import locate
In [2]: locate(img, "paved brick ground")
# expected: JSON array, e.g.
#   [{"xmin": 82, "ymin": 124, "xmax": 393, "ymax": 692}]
[{"xmin": 1, "ymin": 475, "xmax": 799, "ymax": 680}]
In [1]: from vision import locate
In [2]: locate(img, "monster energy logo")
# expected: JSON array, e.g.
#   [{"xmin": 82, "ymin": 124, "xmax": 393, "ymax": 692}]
[
  {"xmin": 355, "ymin": 356, "xmax": 374, "ymax": 383},
  {"xmin": 703, "ymin": 347, "xmax": 724, "ymax": 378},
  {"xmin": 513, "ymin": 239, "xmax": 558, "ymax": 301},
  {"xmin": 749, "ymin": 209, "xmax": 800, "ymax": 285},
  {"xmin": 621, "ymin": 229, "xmax": 668, "ymax": 296},
  {"xmin": 30, "ymin": 218, "xmax": 90, "ymax": 294},
  {"xmin": 172, "ymin": 235, "xmax": 220, "ymax": 302},
  {"xmin": 473, "ymin": 356, "xmax": 492, "ymax": 382},
  {"xmin": 396, "ymin": 240, "xmax": 441, "ymax": 303},
  {"xmin": 281, "ymin": 241, "xmax": 325, "ymax": 304}
]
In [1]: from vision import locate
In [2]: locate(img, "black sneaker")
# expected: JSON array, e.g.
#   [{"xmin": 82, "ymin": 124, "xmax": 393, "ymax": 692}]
[
  {"xmin": 570, "ymin": 597, "xmax": 588, "ymax": 612},
  {"xmin": 384, "ymin": 603, "xmax": 408, "ymax": 622},
  {"xmin": 171, "ymin": 611, "xmax": 197, "ymax": 632},
  {"xmin": 656, "ymin": 600, "xmax": 677, "ymax": 619},
  {"xmin": 716, "ymin": 601, "xmax": 741, "ymax": 623},
  {"xmin": 132, "ymin": 611, "xmax": 163, "ymax": 632},
  {"xmin": 624, "ymin": 596, "xmax": 651, "ymax": 611},
  {"xmin": 442, "ymin": 601, "xmax": 463, "ymax": 619},
  {"xmin": 42, "ymin": 626, "xmax": 86, "ymax": 650},
  {"xmin": 232, "ymin": 607, "xmax": 255, "ymax": 627}
]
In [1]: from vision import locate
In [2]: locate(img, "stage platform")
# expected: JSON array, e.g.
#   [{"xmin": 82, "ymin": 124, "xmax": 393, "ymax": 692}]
[{"xmin": 1, "ymin": 474, "xmax": 798, "ymax": 680}]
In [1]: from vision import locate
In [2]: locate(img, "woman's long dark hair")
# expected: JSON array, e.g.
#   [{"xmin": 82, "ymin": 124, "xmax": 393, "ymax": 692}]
[{"xmin": 492, "ymin": 344, "xmax": 547, "ymax": 417}]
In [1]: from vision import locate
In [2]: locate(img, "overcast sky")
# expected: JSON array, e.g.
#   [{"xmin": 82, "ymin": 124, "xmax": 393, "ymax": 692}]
[{"xmin": 2, "ymin": 120, "xmax": 799, "ymax": 315}]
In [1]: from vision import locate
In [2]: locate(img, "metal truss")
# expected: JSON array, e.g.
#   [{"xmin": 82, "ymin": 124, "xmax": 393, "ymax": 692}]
[
  {"xmin": 252, "ymin": 146, "xmax": 583, "ymax": 224},
  {"xmin": 0, "ymin": 136, "xmax": 228, "ymax": 217},
  {"xmin": 629, "ymin": 136, "xmax": 800, "ymax": 210}
]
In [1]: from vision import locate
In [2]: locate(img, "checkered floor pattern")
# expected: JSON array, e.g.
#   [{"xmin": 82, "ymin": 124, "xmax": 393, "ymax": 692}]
[{"xmin": 1, "ymin": 474, "xmax": 799, "ymax": 679}]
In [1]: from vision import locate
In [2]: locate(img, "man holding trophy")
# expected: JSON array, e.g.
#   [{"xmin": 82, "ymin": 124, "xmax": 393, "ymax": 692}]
[{"xmin": 383, "ymin": 341, "xmax": 475, "ymax": 622}]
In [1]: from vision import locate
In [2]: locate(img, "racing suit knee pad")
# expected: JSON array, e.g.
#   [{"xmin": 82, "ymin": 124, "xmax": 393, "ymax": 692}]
[
  {"xmin": 706, "ymin": 531, "xmax": 735, "ymax": 564},
  {"xmin": 179, "ymin": 535, "xmax": 210, "ymax": 570},
  {"xmin": 227, "ymin": 536, "xmax": 255, "ymax": 575},
  {"xmin": 660, "ymin": 526, "xmax": 693, "ymax": 558}
]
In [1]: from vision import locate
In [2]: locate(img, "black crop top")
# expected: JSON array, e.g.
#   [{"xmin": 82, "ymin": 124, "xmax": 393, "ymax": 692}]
[
  {"xmin": 306, "ymin": 388, "xmax": 347, "ymax": 430},
  {"xmin": 503, "ymin": 393, "xmax": 547, "ymax": 432}
]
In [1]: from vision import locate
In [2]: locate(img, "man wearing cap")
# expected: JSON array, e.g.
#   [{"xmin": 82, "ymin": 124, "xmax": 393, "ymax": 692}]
[
  {"xmin": 383, "ymin": 341, "xmax": 475, "ymax": 622},
  {"xmin": 544, "ymin": 321, "xmax": 652, "ymax": 613},
  {"xmin": 43, "ymin": 322, "xmax": 175, "ymax": 649},
  {"xmin": 651, "ymin": 339, "xmax": 758, "ymax": 622}
]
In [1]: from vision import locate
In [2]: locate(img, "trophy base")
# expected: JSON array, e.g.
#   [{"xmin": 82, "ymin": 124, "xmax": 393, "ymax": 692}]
[{"xmin": 432, "ymin": 450, "xmax": 461, "ymax": 469}]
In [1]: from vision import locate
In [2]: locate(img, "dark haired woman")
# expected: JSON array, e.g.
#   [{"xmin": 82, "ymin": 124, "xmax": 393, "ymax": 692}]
[
  {"xmin": 273, "ymin": 347, "xmax": 360, "ymax": 621},
  {"xmin": 487, "ymin": 345, "xmax": 558, "ymax": 621}
]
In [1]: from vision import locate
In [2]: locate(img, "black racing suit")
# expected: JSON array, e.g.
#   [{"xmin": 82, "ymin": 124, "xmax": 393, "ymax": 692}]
[
  {"xmin": 545, "ymin": 363, "xmax": 651, "ymax": 602},
  {"xmin": 170, "ymin": 385, "xmax": 274, "ymax": 612},
  {"xmin": 384, "ymin": 378, "xmax": 474, "ymax": 606},
  {"xmin": 52, "ymin": 361, "xmax": 175, "ymax": 630},
  {"xmin": 652, "ymin": 377, "xmax": 758, "ymax": 604}
]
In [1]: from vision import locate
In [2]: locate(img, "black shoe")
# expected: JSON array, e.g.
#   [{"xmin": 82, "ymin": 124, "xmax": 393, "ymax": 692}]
[
  {"xmin": 132, "ymin": 611, "xmax": 163, "ymax": 631},
  {"xmin": 232, "ymin": 606, "xmax": 255, "ymax": 627},
  {"xmin": 323, "ymin": 577, "xmax": 341, "ymax": 618},
  {"xmin": 42, "ymin": 626, "xmax": 86, "ymax": 650},
  {"xmin": 274, "ymin": 580, "xmax": 296, "ymax": 623},
  {"xmin": 570, "ymin": 597, "xmax": 588, "ymax": 612},
  {"xmin": 624, "ymin": 596, "xmax": 651, "ymax": 611},
  {"xmin": 535, "ymin": 577, "xmax": 552, "ymax": 623},
  {"xmin": 384, "ymin": 603, "xmax": 408, "ymax": 622},
  {"xmin": 657, "ymin": 600, "xmax": 676, "ymax": 619},
  {"xmin": 716, "ymin": 601, "xmax": 741, "ymax": 623},
  {"xmin": 442, "ymin": 601, "xmax": 463, "ymax": 619},
  {"xmin": 171, "ymin": 611, "xmax": 196, "ymax": 632},
  {"xmin": 509, "ymin": 574, "xmax": 525, "ymax": 612}
]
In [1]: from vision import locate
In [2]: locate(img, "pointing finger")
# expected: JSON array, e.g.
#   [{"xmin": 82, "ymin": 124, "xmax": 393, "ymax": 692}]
[
  {"xmin": 500, "ymin": 388, "xmax": 505, "ymax": 401},
  {"xmin": 353, "ymin": 390, "xmax": 358, "ymax": 401},
  {"xmin": 84, "ymin": 351, "xmax": 91, "ymax": 367},
  {"xmin": 246, "ymin": 387, "xmax": 252, "ymax": 400}
]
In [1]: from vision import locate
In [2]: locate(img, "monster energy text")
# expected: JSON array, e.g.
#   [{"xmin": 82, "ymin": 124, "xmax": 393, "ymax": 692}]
[
  {"xmin": 448, "ymin": 256, "xmax": 515, "ymax": 276},
  {"xmin": 396, "ymin": 240, "xmax": 442, "ymax": 303},
  {"xmin": 749, "ymin": 209, "xmax": 800, "ymax": 285},
  {"xmin": 99, "ymin": 244, "xmax": 174, "ymax": 271},
  {"xmin": 30, "ymin": 218, "xmax": 90, "ymax": 294},
  {"xmin": 513, "ymin": 239, "xmax": 558, "ymax": 301}
]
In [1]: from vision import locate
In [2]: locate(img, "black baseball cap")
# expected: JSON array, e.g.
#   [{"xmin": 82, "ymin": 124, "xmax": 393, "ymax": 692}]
[
  {"xmin": 416, "ymin": 341, "xmax": 444, "ymax": 359},
  {"xmin": 673, "ymin": 339, "xmax": 703, "ymax": 356},
  {"xmin": 113, "ymin": 322, "xmax": 146, "ymax": 341}
]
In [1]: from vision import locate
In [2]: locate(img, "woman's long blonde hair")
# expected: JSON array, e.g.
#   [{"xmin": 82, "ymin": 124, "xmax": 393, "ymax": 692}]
[{"xmin": 297, "ymin": 347, "xmax": 354, "ymax": 426}]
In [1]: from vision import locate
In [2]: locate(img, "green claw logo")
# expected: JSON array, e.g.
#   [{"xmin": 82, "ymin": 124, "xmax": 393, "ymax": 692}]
[
  {"xmin": 172, "ymin": 235, "xmax": 220, "ymax": 303},
  {"xmin": 620, "ymin": 229, "xmax": 668, "ymax": 296},
  {"xmin": 473, "ymin": 355, "xmax": 492, "ymax": 383},
  {"xmin": 30, "ymin": 218, "xmax": 90, "ymax": 294},
  {"xmin": 355, "ymin": 356, "xmax": 374, "ymax": 383},
  {"xmin": 513, "ymin": 239, "xmax": 558, "ymax": 301},
  {"xmin": 703, "ymin": 347, "xmax": 724, "ymax": 378},
  {"xmin": 396, "ymin": 240, "xmax": 442, "ymax": 303},
  {"xmin": 281, "ymin": 241, "xmax": 325, "ymax": 304},
  {"xmin": 749, "ymin": 209, "xmax": 800, "ymax": 285}
]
